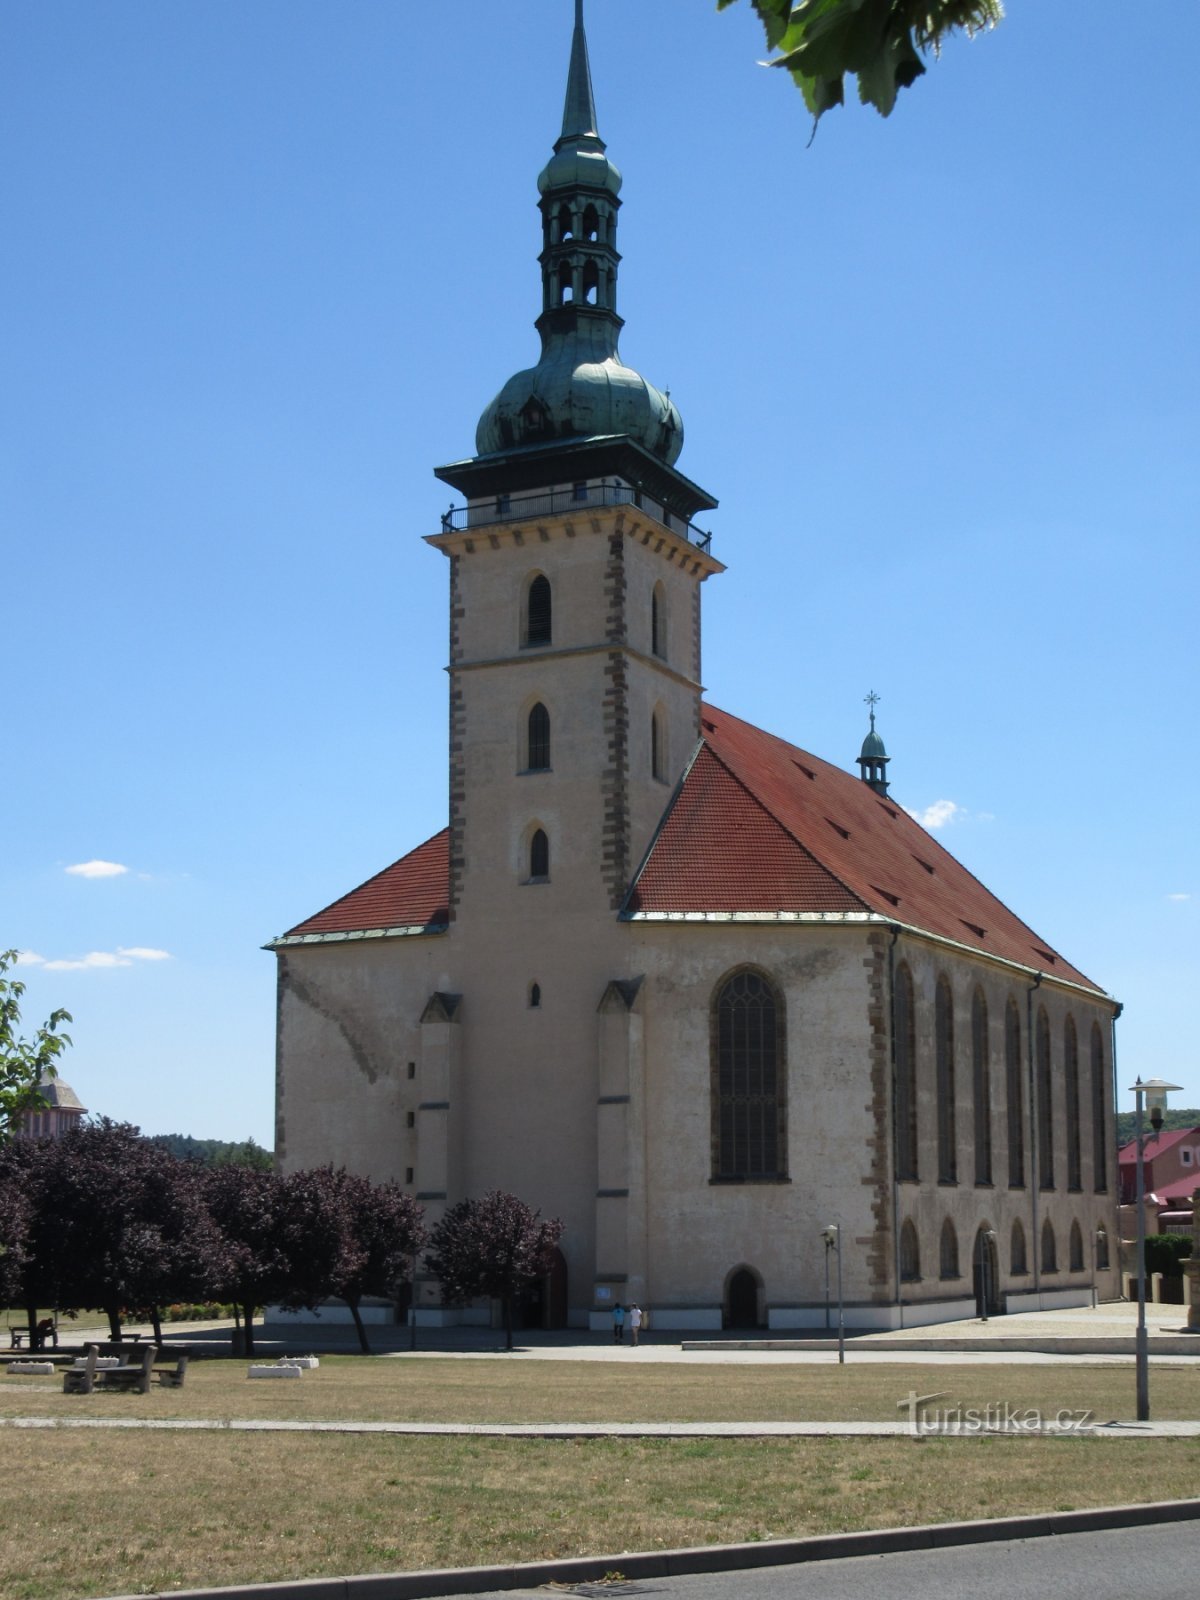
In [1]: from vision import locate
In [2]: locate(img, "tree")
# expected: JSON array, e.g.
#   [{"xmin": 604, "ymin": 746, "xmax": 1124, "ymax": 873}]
[
  {"xmin": 271, "ymin": 1168, "xmax": 426, "ymax": 1354},
  {"xmin": 719, "ymin": 0, "xmax": 1004, "ymax": 124},
  {"xmin": 204, "ymin": 1163, "xmax": 292, "ymax": 1357},
  {"xmin": 3, "ymin": 1120, "xmax": 221, "ymax": 1343},
  {"xmin": 0, "ymin": 949, "xmax": 71, "ymax": 1141},
  {"xmin": 334, "ymin": 1173, "xmax": 425, "ymax": 1354},
  {"xmin": 425, "ymin": 1191, "xmax": 563, "ymax": 1351}
]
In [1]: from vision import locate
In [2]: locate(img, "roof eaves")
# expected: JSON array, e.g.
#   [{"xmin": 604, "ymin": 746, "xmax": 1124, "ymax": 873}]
[{"xmin": 264, "ymin": 923, "xmax": 449, "ymax": 952}]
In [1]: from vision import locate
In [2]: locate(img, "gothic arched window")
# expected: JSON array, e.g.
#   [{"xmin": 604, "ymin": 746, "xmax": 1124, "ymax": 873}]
[
  {"xmin": 1065, "ymin": 1015, "xmax": 1082, "ymax": 1191},
  {"xmin": 1010, "ymin": 1220, "xmax": 1028, "ymax": 1276},
  {"xmin": 939, "ymin": 1218, "xmax": 960, "ymax": 1280},
  {"xmin": 1096, "ymin": 1227, "xmax": 1110, "ymax": 1271},
  {"xmin": 1005, "ymin": 996, "xmax": 1024, "ymax": 1188},
  {"xmin": 1036, "ymin": 1006, "xmax": 1054, "ymax": 1190},
  {"xmin": 1041, "ymin": 1218, "xmax": 1057, "ymax": 1274},
  {"xmin": 525, "ymin": 574, "xmax": 552, "ymax": 646},
  {"xmin": 936, "ymin": 975, "xmax": 957, "ymax": 1184},
  {"xmin": 711, "ymin": 969, "xmax": 786, "ymax": 1182},
  {"xmin": 900, "ymin": 1219, "xmax": 921, "ymax": 1282},
  {"xmin": 651, "ymin": 581, "xmax": 666, "ymax": 658},
  {"xmin": 1091, "ymin": 1021, "xmax": 1108, "ymax": 1193},
  {"xmin": 651, "ymin": 710, "xmax": 664, "ymax": 781},
  {"xmin": 895, "ymin": 963, "xmax": 918, "ymax": 1181},
  {"xmin": 528, "ymin": 828, "xmax": 549, "ymax": 882},
  {"xmin": 1069, "ymin": 1219, "xmax": 1085, "ymax": 1272},
  {"xmin": 972, "ymin": 987, "xmax": 992, "ymax": 1186},
  {"xmin": 527, "ymin": 702, "xmax": 550, "ymax": 771}
]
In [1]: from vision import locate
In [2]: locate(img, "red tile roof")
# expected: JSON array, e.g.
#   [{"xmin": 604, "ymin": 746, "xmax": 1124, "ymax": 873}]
[
  {"xmin": 1147, "ymin": 1173, "xmax": 1200, "ymax": 1205},
  {"xmin": 1118, "ymin": 1126, "xmax": 1200, "ymax": 1166},
  {"xmin": 628, "ymin": 703, "xmax": 1104, "ymax": 993},
  {"xmin": 284, "ymin": 828, "xmax": 449, "ymax": 938}
]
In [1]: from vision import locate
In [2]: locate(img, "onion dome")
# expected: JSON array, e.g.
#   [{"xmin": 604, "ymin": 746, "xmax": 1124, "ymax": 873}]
[
  {"xmin": 857, "ymin": 694, "xmax": 891, "ymax": 796},
  {"xmin": 474, "ymin": 0, "xmax": 683, "ymax": 467}
]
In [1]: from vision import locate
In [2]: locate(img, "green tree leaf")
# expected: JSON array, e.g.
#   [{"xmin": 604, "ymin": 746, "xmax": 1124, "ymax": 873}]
[{"xmin": 721, "ymin": 0, "xmax": 1004, "ymax": 125}]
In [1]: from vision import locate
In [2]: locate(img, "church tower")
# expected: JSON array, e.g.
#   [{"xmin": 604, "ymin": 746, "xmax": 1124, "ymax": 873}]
[{"xmin": 429, "ymin": 0, "xmax": 722, "ymax": 924}]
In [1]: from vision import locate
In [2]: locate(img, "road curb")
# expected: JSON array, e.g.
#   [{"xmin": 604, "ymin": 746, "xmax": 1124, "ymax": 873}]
[{"xmin": 97, "ymin": 1495, "xmax": 1200, "ymax": 1600}]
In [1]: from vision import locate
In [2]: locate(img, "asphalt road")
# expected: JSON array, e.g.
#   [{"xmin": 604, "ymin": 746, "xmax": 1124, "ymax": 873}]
[{"xmin": 443, "ymin": 1521, "xmax": 1200, "ymax": 1600}]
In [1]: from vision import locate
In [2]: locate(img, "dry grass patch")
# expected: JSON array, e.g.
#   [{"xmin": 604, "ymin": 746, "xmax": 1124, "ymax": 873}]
[
  {"xmin": 3, "ymin": 1430, "xmax": 1198, "ymax": 1600},
  {"xmin": 1, "ymin": 1354, "xmax": 1196, "ymax": 1425}
]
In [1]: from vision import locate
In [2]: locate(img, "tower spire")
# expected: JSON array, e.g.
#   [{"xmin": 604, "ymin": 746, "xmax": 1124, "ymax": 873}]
[{"xmin": 561, "ymin": 0, "xmax": 599, "ymax": 141}]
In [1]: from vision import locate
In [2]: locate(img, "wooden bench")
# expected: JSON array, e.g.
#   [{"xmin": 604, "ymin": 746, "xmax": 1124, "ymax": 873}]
[{"xmin": 63, "ymin": 1345, "xmax": 188, "ymax": 1394}]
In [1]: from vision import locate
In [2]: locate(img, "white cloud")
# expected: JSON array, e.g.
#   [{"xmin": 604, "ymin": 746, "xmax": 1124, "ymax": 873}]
[
  {"xmin": 906, "ymin": 799, "xmax": 962, "ymax": 831},
  {"xmin": 65, "ymin": 860, "xmax": 129, "ymax": 879},
  {"xmin": 1167, "ymin": 892, "xmax": 1192, "ymax": 903},
  {"xmin": 15, "ymin": 950, "xmax": 46, "ymax": 966},
  {"xmin": 42, "ymin": 951, "xmax": 132, "ymax": 971},
  {"xmin": 32, "ymin": 947, "xmax": 173, "ymax": 973}
]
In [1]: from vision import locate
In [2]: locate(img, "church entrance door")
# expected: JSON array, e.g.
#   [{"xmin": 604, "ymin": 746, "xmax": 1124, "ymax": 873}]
[{"xmin": 727, "ymin": 1268, "xmax": 759, "ymax": 1329}]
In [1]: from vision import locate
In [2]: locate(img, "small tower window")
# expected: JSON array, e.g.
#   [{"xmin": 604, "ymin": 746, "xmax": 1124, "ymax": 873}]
[
  {"xmin": 582, "ymin": 260, "xmax": 599, "ymax": 305},
  {"xmin": 529, "ymin": 828, "xmax": 549, "ymax": 882},
  {"xmin": 529, "ymin": 982, "xmax": 542, "ymax": 1009},
  {"xmin": 527, "ymin": 702, "xmax": 550, "ymax": 771},
  {"xmin": 526, "ymin": 575, "xmax": 552, "ymax": 646},
  {"xmin": 557, "ymin": 204, "xmax": 573, "ymax": 241},
  {"xmin": 651, "ymin": 581, "xmax": 666, "ymax": 658},
  {"xmin": 582, "ymin": 204, "xmax": 599, "ymax": 241},
  {"xmin": 651, "ymin": 710, "xmax": 665, "ymax": 781}
]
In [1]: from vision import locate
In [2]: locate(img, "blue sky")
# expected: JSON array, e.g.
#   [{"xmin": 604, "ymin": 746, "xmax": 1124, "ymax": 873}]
[{"xmin": 5, "ymin": 1, "xmax": 1197, "ymax": 1142}]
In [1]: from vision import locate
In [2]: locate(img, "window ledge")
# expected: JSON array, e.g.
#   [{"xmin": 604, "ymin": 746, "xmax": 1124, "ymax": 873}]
[{"xmin": 709, "ymin": 1175, "xmax": 792, "ymax": 1186}]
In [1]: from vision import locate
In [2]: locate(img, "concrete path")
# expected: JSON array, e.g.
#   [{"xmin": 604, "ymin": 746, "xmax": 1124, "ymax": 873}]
[{"xmin": 4, "ymin": 1413, "xmax": 1200, "ymax": 1438}]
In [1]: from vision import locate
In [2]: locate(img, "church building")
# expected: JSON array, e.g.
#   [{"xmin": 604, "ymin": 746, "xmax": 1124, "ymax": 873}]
[{"xmin": 269, "ymin": 3, "xmax": 1120, "ymax": 1330}]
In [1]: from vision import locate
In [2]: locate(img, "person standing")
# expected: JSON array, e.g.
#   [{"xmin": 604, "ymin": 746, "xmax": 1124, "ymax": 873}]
[
  {"xmin": 612, "ymin": 1302, "xmax": 625, "ymax": 1343},
  {"xmin": 629, "ymin": 1303, "xmax": 643, "ymax": 1347}
]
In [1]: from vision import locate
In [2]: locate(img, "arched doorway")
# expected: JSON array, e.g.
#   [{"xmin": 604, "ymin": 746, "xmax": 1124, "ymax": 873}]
[
  {"xmin": 972, "ymin": 1226, "xmax": 1002, "ymax": 1317},
  {"xmin": 545, "ymin": 1247, "xmax": 568, "ymax": 1330},
  {"xmin": 517, "ymin": 1247, "xmax": 568, "ymax": 1330},
  {"xmin": 726, "ymin": 1267, "xmax": 761, "ymax": 1329}
]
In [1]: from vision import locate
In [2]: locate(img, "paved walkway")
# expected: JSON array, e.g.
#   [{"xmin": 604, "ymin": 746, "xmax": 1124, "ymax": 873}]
[
  {"xmin": 40, "ymin": 1300, "xmax": 1198, "ymax": 1367},
  {"xmin": 4, "ymin": 1414, "xmax": 1199, "ymax": 1438}
]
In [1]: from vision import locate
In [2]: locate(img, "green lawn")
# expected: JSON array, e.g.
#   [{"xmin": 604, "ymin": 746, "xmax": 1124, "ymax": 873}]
[{"xmin": 2, "ymin": 1355, "xmax": 1197, "ymax": 1600}]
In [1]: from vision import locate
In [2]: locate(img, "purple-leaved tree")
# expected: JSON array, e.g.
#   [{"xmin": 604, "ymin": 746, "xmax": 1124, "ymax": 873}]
[{"xmin": 425, "ymin": 1191, "xmax": 563, "ymax": 1350}]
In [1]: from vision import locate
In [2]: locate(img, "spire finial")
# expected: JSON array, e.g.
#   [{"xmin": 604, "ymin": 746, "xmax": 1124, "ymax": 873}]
[
  {"xmin": 864, "ymin": 688, "xmax": 880, "ymax": 731},
  {"xmin": 561, "ymin": 0, "xmax": 599, "ymax": 141}
]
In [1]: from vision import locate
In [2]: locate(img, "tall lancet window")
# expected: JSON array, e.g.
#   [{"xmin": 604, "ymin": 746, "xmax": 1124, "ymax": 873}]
[
  {"xmin": 651, "ymin": 582, "xmax": 666, "ymax": 658},
  {"xmin": 712, "ymin": 969, "xmax": 787, "ymax": 1182},
  {"xmin": 936, "ymin": 976, "xmax": 957, "ymax": 1184},
  {"xmin": 1091, "ymin": 1022, "xmax": 1108, "ymax": 1192},
  {"xmin": 528, "ymin": 828, "xmax": 549, "ymax": 882},
  {"xmin": 1005, "ymin": 996, "xmax": 1024, "ymax": 1187},
  {"xmin": 895, "ymin": 963, "xmax": 918, "ymax": 1181},
  {"xmin": 972, "ymin": 987, "xmax": 992, "ymax": 1186},
  {"xmin": 527, "ymin": 702, "xmax": 550, "ymax": 771},
  {"xmin": 1064, "ymin": 1015, "xmax": 1082, "ymax": 1191},
  {"xmin": 1036, "ymin": 1006, "xmax": 1054, "ymax": 1190},
  {"xmin": 526, "ymin": 575, "xmax": 552, "ymax": 646}
]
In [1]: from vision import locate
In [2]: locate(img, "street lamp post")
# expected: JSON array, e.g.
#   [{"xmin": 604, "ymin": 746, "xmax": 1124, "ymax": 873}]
[
  {"xmin": 822, "ymin": 1224, "xmax": 844, "ymax": 1364},
  {"xmin": 1129, "ymin": 1076, "xmax": 1182, "ymax": 1422}
]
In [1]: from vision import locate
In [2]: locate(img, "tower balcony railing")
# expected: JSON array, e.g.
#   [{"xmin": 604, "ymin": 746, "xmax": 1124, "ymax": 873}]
[{"xmin": 438, "ymin": 483, "xmax": 712, "ymax": 553}]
